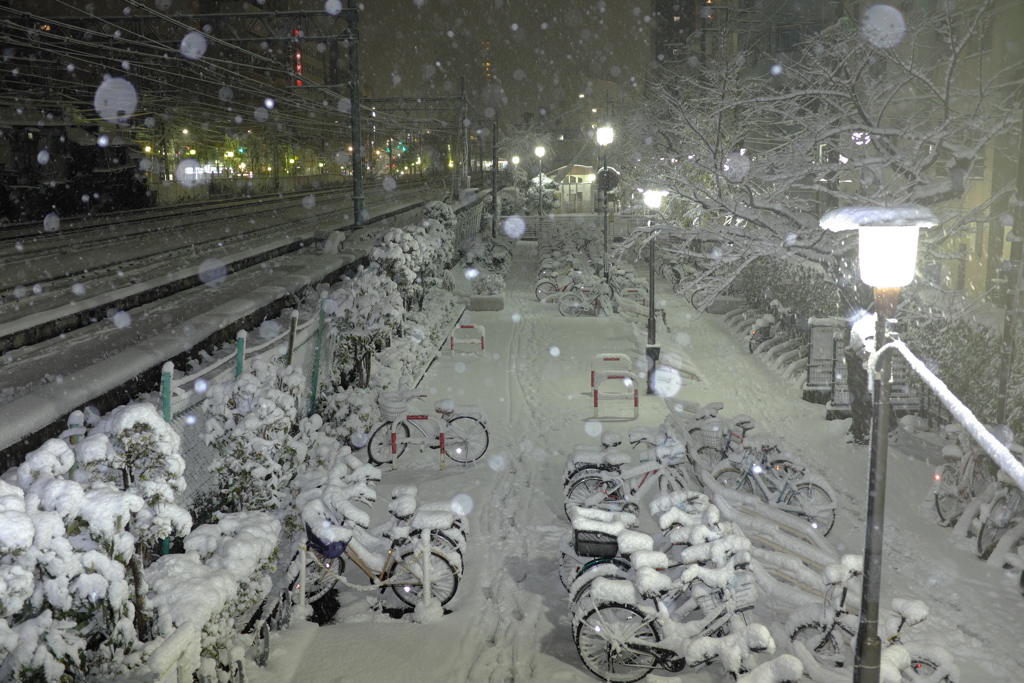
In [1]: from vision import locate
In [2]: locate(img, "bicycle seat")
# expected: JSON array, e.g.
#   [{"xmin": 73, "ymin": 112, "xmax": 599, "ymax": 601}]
[{"xmin": 732, "ymin": 414, "xmax": 756, "ymax": 432}]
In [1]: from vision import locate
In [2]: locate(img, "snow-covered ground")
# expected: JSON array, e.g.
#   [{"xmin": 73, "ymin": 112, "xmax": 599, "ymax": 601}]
[{"xmin": 249, "ymin": 240, "xmax": 1023, "ymax": 683}]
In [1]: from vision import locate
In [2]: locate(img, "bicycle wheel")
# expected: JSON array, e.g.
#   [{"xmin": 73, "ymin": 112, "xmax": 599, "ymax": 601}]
[
  {"xmin": 444, "ymin": 416, "xmax": 489, "ymax": 463},
  {"xmin": 976, "ymin": 518, "xmax": 1005, "ymax": 560},
  {"xmin": 784, "ymin": 482, "xmax": 837, "ymax": 535},
  {"xmin": 900, "ymin": 643, "xmax": 958, "ymax": 682},
  {"xmin": 564, "ymin": 475, "xmax": 608, "ymax": 519},
  {"xmin": 304, "ymin": 552, "xmax": 343, "ymax": 603},
  {"xmin": 575, "ymin": 602, "xmax": 662, "ymax": 683},
  {"xmin": 559, "ymin": 292, "xmax": 586, "ymax": 317},
  {"xmin": 790, "ymin": 621, "xmax": 850, "ymax": 668},
  {"xmin": 711, "ymin": 463, "xmax": 755, "ymax": 495},
  {"xmin": 367, "ymin": 422, "xmax": 409, "ymax": 465},
  {"xmin": 536, "ymin": 279, "xmax": 558, "ymax": 301},
  {"xmin": 569, "ymin": 561, "xmax": 630, "ymax": 609},
  {"xmin": 933, "ymin": 464, "xmax": 963, "ymax": 526},
  {"xmin": 689, "ymin": 446, "xmax": 724, "ymax": 473},
  {"xmin": 658, "ymin": 466, "xmax": 693, "ymax": 495},
  {"xmin": 390, "ymin": 549, "xmax": 460, "ymax": 607}
]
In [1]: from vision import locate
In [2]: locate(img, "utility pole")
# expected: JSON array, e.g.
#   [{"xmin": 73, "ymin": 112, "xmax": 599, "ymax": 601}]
[
  {"xmin": 996, "ymin": 112, "xmax": 1024, "ymax": 424},
  {"xmin": 346, "ymin": 5, "xmax": 364, "ymax": 229},
  {"xmin": 491, "ymin": 120, "xmax": 499, "ymax": 239}
]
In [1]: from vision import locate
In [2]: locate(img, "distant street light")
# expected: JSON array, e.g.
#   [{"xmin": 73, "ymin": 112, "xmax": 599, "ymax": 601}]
[
  {"xmin": 511, "ymin": 155, "xmax": 520, "ymax": 166},
  {"xmin": 597, "ymin": 125, "xmax": 614, "ymax": 282},
  {"xmin": 642, "ymin": 189, "xmax": 668, "ymax": 394},
  {"xmin": 820, "ymin": 204, "xmax": 937, "ymax": 683},
  {"xmin": 535, "ymin": 146, "xmax": 546, "ymax": 219}
]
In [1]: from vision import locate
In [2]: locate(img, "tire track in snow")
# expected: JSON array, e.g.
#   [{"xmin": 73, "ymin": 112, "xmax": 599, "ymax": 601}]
[{"xmin": 463, "ymin": 242, "xmax": 567, "ymax": 682}]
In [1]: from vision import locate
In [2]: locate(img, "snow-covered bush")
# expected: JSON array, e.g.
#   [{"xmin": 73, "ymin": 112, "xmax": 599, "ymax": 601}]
[
  {"xmin": 525, "ymin": 174, "xmax": 558, "ymax": 215},
  {"xmin": 471, "ymin": 272, "xmax": 505, "ymax": 296},
  {"xmin": 147, "ymin": 511, "xmax": 281, "ymax": 682},
  {"xmin": 0, "ymin": 439, "xmax": 145, "ymax": 680},
  {"xmin": 204, "ymin": 361, "xmax": 305, "ymax": 514},
  {"xmin": 325, "ymin": 263, "xmax": 404, "ymax": 389},
  {"xmin": 423, "ymin": 200, "xmax": 456, "ymax": 235},
  {"xmin": 497, "ymin": 186, "xmax": 524, "ymax": 216},
  {"xmin": 321, "ymin": 386, "xmax": 379, "ymax": 449},
  {"xmin": 369, "ymin": 217, "xmax": 454, "ymax": 311},
  {"xmin": 82, "ymin": 403, "xmax": 192, "ymax": 558}
]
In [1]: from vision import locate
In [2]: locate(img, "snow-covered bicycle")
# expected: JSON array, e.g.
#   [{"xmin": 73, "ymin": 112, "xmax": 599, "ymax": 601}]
[
  {"xmin": 571, "ymin": 529, "xmax": 770, "ymax": 682},
  {"xmin": 563, "ymin": 441, "xmax": 696, "ymax": 519},
  {"xmin": 299, "ymin": 459, "xmax": 464, "ymax": 607},
  {"xmin": 366, "ymin": 384, "xmax": 489, "ymax": 466},
  {"xmin": 786, "ymin": 554, "xmax": 959, "ymax": 681},
  {"xmin": 709, "ymin": 445, "xmax": 837, "ymax": 535},
  {"xmin": 933, "ymin": 424, "xmax": 998, "ymax": 526}
]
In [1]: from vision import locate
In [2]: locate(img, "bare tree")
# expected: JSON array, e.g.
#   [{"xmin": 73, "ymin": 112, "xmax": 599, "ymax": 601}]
[{"xmin": 620, "ymin": 1, "xmax": 1021, "ymax": 312}]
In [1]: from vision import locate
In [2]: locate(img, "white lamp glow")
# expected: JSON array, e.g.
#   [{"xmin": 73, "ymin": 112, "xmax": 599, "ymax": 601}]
[
  {"xmin": 643, "ymin": 190, "xmax": 668, "ymax": 210},
  {"xmin": 511, "ymin": 155, "xmax": 520, "ymax": 165},
  {"xmin": 596, "ymin": 126, "xmax": 614, "ymax": 146},
  {"xmin": 820, "ymin": 205, "xmax": 937, "ymax": 288},
  {"xmin": 535, "ymin": 146, "xmax": 545, "ymax": 158}
]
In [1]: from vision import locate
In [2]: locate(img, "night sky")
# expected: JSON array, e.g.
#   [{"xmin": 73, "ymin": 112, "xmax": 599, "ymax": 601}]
[{"xmin": 358, "ymin": 0, "xmax": 655, "ymax": 123}]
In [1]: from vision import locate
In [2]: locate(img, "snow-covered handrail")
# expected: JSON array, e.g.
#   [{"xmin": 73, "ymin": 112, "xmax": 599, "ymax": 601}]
[
  {"xmin": 146, "ymin": 622, "xmax": 200, "ymax": 683},
  {"xmin": 868, "ymin": 339, "xmax": 1024, "ymax": 493}
]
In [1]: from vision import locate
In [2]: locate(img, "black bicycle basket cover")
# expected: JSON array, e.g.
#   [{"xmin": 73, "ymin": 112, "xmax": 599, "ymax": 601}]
[{"xmin": 306, "ymin": 524, "xmax": 348, "ymax": 559}]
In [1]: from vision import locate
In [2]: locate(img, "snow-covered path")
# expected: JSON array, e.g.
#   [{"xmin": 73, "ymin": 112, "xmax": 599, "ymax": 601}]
[{"xmin": 250, "ymin": 240, "xmax": 1024, "ymax": 683}]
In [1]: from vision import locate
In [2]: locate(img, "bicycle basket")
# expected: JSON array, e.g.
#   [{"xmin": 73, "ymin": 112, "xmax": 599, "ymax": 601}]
[
  {"xmin": 695, "ymin": 589, "xmax": 723, "ymax": 615},
  {"xmin": 726, "ymin": 573, "xmax": 757, "ymax": 612},
  {"xmin": 378, "ymin": 392, "xmax": 407, "ymax": 422},
  {"xmin": 699, "ymin": 420, "xmax": 725, "ymax": 450},
  {"xmin": 573, "ymin": 529, "xmax": 618, "ymax": 558},
  {"xmin": 306, "ymin": 524, "xmax": 348, "ymax": 559}
]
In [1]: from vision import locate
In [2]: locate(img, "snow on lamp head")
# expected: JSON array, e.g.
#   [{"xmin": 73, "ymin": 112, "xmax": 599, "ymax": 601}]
[
  {"xmin": 819, "ymin": 205, "xmax": 937, "ymax": 288},
  {"xmin": 596, "ymin": 126, "xmax": 614, "ymax": 146}
]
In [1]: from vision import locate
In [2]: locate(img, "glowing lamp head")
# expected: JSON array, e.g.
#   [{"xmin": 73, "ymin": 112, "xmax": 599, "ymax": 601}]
[
  {"xmin": 643, "ymin": 190, "xmax": 668, "ymax": 210},
  {"xmin": 535, "ymin": 146, "xmax": 546, "ymax": 159},
  {"xmin": 511, "ymin": 155, "xmax": 520, "ymax": 165},
  {"xmin": 820, "ymin": 205, "xmax": 937, "ymax": 288},
  {"xmin": 596, "ymin": 126, "xmax": 614, "ymax": 146}
]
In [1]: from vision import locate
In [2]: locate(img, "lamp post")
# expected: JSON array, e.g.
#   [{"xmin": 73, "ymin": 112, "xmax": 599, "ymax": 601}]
[
  {"xmin": 820, "ymin": 205, "xmax": 937, "ymax": 683},
  {"xmin": 596, "ymin": 125, "xmax": 614, "ymax": 281},
  {"xmin": 535, "ymin": 146, "xmax": 546, "ymax": 219},
  {"xmin": 643, "ymin": 189, "xmax": 668, "ymax": 394}
]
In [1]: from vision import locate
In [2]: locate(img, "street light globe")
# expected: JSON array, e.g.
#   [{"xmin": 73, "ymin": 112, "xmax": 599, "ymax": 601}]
[
  {"xmin": 820, "ymin": 205, "xmax": 938, "ymax": 288},
  {"xmin": 511, "ymin": 155, "xmax": 520, "ymax": 165},
  {"xmin": 643, "ymin": 190, "xmax": 668, "ymax": 210},
  {"xmin": 535, "ymin": 146, "xmax": 546, "ymax": 158},
  {"xmin": 596, "ymin": 126, "xmax": 614, "ymax": 146}
]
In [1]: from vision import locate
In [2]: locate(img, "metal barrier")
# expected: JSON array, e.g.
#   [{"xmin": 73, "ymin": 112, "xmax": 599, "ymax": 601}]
[
  {"xmin": 450, "ymin": 324, "xmax": 485, "ymax": 357},
  {"xmin": 591, "ymin": 352, "xmax": 633, "ymax": 388},
  {"xmin": 593, "ymin": 370, "xmax": 640, "ymax": 420},
  {"xmin": 160, "ymin": 297, "xmax": 334, "ymax": 505}
]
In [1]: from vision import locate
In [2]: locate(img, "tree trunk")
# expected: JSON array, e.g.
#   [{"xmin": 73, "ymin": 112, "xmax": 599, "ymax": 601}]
[{"xmin": 131, "ymin": 551, "xmax": 148, "ymax": 641}]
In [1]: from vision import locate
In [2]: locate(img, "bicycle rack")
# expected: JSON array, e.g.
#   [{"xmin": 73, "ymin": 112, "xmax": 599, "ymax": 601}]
[
  {"xmin": 620, "ymin": 287, "xmax": 646, "ymax": 306},
  {"xmin": 450, "ymin": 324, "xmax": 485, "ymax": 357},
  {"xmin": 591, "ymin": 352, "xmax": 633, "ymax": 388},
  {"xmin": 593, "ymin": 370, "xmax": 640, "ymax": 420}
]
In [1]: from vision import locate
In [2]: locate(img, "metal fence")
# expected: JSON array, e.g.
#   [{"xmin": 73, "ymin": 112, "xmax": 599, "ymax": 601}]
[{"xmin": 160, "ymin": 299, "xmax": 335, "ymax": 507}]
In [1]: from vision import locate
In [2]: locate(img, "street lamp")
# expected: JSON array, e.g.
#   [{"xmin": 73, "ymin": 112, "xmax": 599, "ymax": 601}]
[
  {"xmin": 643, "ymin": 189, "xmax": 668, "ymax": 394},
  {"xmin": 597, "ymin": 125, "xmax": 614, "ymax": 282},
  {"xmin": 820, "ymin": 205, "xmax": 937, "ymax": 683},
  {"xmin": 535, "ymin": 146, "xmax": 546, "ymax": 218}
]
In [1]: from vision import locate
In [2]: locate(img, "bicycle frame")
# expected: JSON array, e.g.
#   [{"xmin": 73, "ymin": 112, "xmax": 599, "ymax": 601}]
[{"xmin": 578, "ymin": 459, "xmax": 689, "ymax": 511}]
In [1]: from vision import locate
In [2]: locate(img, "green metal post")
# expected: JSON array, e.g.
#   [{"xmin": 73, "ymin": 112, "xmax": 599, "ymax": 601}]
[
  {"xmin": 161, "ymin": 361, "xmax": 173, "ymax": 423},
  {"xmin": 235, "ymin": 330, "xmax": 247, "ymax": 377}
]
